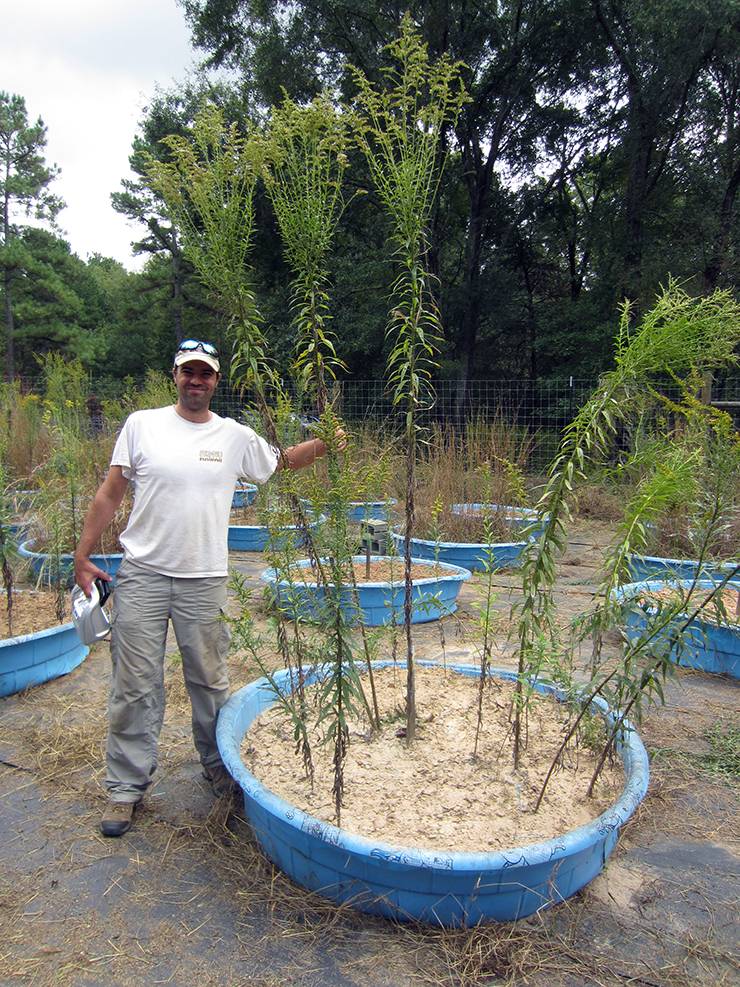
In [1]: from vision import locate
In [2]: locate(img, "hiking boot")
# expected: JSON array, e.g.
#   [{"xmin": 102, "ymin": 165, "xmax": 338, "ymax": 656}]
[
  {"xmin": 203, "ymin": 764, "xmax": 239, "ymax": 799},
  {"xmin": 100, "ymin": 800, "xmax": 136, "ymax": 837}
]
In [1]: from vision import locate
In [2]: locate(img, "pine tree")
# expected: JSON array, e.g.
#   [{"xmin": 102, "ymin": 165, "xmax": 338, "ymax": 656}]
[{"xmin": 0, "ymin": 91, "xmax": 63, "ymax": 380}]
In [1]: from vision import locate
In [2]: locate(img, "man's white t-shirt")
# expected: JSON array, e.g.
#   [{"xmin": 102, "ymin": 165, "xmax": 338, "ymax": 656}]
[{"xmin": 111, "ymin": 406, "xmax": 278, "ymax": 577}]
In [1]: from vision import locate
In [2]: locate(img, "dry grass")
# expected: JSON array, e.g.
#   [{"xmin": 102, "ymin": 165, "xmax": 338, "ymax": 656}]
[
  {"xmin": 4, "ymin": 693, "xmax": 107, "ymax": 802},
  {"xmin": 574, "ymin": 482, "xmax": 625, "ymax": 521},
  {"xmin": 413, "ymin": 421, "xmax": 537, "ymax": 543},
  {"xmin": 645, "ymin": 505, "xmax": 740, "ymax": 562},
  {"xmin": 171, "ymin": 798, "xmax": 739, "ymax": 987}
]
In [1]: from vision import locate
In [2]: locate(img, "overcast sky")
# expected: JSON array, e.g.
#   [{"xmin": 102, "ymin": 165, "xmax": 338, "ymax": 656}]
[{"xmin": 3, "ymin": 0, "xmax": 203, "ymax": 270}]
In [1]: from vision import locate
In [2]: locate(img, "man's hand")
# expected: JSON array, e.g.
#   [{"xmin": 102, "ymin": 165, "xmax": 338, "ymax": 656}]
[
  {"xmin": 332, "ymin": 426, "xmax": 348, "ymax": 452},
  {"xmin": 74, "ymin": 554, "xmax": 112, "ymax": 598}
]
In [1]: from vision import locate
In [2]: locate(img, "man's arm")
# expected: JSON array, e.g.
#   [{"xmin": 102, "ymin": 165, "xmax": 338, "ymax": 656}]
[
  {"xmin": 279, "ymin": 429, "xmax": 347, "ymax": 471},
  {"xmin": 73, "ymin": 465, "xmax": 129, "ymax": 595}
]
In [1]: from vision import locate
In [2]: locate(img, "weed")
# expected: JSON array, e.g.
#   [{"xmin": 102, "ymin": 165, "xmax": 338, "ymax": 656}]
[{"xmin": 701, "ymin": 722, "xmax": 740, "ymax": 782}]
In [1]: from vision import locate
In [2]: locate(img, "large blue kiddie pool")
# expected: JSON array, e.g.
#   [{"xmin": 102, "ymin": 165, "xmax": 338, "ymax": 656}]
[
  {"xmin": 217, "ymin": 661, "xmax": 649, "ymax": 926},
  {"xmin": 261, "ymin": 556, "xmax": 471, "ymax": 625},
  {"xmin": 615, "ymin": 577, "xmax": 740, "ymax": 679},
  {"xmin": 1, "ymin": 620, "xmax": 89, "ymax": 697}
]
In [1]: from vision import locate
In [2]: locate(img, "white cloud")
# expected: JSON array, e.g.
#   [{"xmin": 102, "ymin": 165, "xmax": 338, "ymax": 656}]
[{"xmin": 2, "ymin": 0, "xmax": 200, "ymax": 269}]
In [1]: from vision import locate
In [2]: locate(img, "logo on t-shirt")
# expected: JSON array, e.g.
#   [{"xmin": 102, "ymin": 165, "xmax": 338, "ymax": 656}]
[{"xmin": 199, "ymin": 449, "xmax": 223, "ymax": 462}]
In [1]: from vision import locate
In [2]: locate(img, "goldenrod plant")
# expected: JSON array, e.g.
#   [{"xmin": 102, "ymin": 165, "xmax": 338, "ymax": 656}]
[
  {"xmin": 264, "ymin": 94, "xmax": 350, "ymax": 405},
  {"xmin": 265, "ymin": 95, "xmax": 379, "ymax": 796},
  {"xmin": 148, "ymin": 101, "xmax": 374, "ymax": 824},
  {"xmin": 0, "ymin": 381, "xmax": 47, "ymax": 480},
  {"xmin": 146, "ymin": 105, "xmax": 282, "ymax": 440},
  {"xmin": 351, "ymin": 15, "xmax": 467, "ymax": 740}
]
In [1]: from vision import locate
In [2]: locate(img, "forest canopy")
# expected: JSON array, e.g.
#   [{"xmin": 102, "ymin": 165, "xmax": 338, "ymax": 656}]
[{"xmin": 1, "ymin": 2, "xmax": 738, "ymax": 394}]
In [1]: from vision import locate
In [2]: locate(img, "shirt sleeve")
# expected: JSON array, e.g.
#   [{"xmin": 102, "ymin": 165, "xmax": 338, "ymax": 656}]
[
  {"xmin": 110, "ymin": 415, "xmax": 135, "ymax": 480},
  {"xmin": 239, "ymin": 426, "xmax": 279, "ymax": 484}
]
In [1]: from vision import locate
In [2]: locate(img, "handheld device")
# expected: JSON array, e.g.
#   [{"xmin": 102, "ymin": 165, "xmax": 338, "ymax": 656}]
[{"xmin": 70, "ymin": 578, "xmax": 113, "ymax": 645}]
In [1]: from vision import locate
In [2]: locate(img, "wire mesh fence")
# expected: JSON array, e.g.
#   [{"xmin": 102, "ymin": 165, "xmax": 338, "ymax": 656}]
[
  {"xmin": 12, "ymin": 374, "xmax": 740, "ymax": 472},
  {"xmin": 213, "ymin": 376, "xmax": 740, "ymax": 470},
  {"xmin": 212, "ymin": 376, "xmax": 740, "ymax": 422}
]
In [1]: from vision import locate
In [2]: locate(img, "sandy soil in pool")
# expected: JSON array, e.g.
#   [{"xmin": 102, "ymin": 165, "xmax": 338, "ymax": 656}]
[
  {"xmin": 243, "ymin": 664, "xmax": 624, "ymax": 853},
  {"xmin": 0, "ymin": 589, "xmax": 69, "ymax": 639}
]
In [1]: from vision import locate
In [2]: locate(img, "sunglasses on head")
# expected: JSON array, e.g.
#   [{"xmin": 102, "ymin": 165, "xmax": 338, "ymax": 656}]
[{"xmin": 176, "ymin": 339, "xmax": 219, "ymax": 358}]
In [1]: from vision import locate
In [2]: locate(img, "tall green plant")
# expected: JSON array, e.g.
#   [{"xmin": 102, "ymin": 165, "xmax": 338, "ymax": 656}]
[
  {"xmin": 38, "ymin": 352, "xmax": 88, "ymax": 436},
  {"xmin": 515, "ymin": 283, "xmax": 740, "ymax": 773},
  {"xmin": 148, "ymin": 102, "xmax": 373, "ymax": 824},
  {"xmin": 266, "ymin": 93, "xmax": 384, "ymax": 806},
  {"xmin": 471, "ymin": 467, "xmax": 502, "ymax": 758},
  {"xmin": 0, "ymin": 439, "xmax": 16, "ymax": 635},
  {"xmin": 351, "ymin": 14, "xmax": 467, "ymax": 741},
  {"xmin": 145, "ymin": 104, "xmax": 281, "ymax": 440},
  {"xmin": 267, "ymin": 91, "xmax": 405, "ymax": 803},
  {"xmin": 264, "ymin": 94, "xmax": 349, "ymax": 406}
]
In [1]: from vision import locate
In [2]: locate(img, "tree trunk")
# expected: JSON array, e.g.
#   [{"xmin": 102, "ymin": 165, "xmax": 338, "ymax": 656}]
[
  {"xmin": 454, "ymin": 182, "xmax": 486, "ymax": 420},
  {"xmin": 704, "ymin": 161, "xmax": 740, "ymax": 291},
  {"xmin": 522, "ymin": 267, "xmax": 537, "ymax": 380},
  {"xmin": 621, "ymin": 107, "xmax": 653, "ymax": 304},
  {"xmin": 3, "ymin": 267, "xmax": 13, "ymax": 382},
  {"xmin": 172, "ymin": 247, "xmax": 185, "ymax": 344}
]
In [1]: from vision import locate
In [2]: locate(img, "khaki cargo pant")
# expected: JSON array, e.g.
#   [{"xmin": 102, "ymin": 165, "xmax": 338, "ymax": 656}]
[{"xmin": 106, "ymin": 558, "xmax": 231, "ymax": 803}]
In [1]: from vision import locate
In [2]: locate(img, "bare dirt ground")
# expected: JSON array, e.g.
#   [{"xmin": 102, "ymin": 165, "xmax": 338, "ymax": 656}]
[{"xmin": 1, "ymin": 519, "xmax": 737, "ymax": 987}]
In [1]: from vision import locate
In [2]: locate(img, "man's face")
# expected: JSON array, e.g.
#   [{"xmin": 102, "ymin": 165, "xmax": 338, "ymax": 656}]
[{"xmin": 173, "ymin": 361, "xmax": 220, "ymax": 413}]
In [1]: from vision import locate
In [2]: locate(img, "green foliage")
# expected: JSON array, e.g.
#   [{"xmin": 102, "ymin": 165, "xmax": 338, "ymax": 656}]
[
  {"xmin": 519, "ymin": 282, "xmax": 740, "ymax": 793},
  {"xmin": 177, "ymin": 1, "xmax": 739, "ymax": 381},
  {"xmin": 521, "ymin": 283, "xmax": 740, "ymax": 681},
  {"xmin": 147, "ymin": 105, "xmax": 263, "ymax": 316},
  {"xmin": 351, "ymin": 17, "xmax": 467, "ymax": 741},
  {"xmin": 146, "ymin": 103, "xmax": 279, "ymax": 406},
  {"xmin": 37, "ymin": 352, "xmax": 89, "ymax": 432},
  {"xmin": 1, "ymin": 91, "xmax": 65, "ymax": 380},
  {"xmin": 107, "ymin": 370, "xmax": 177, "ymax": 419},
  {"xmin": 351, "ymin": 16, "xmax": 467, "ymax": 422},
  {"xmin": 653, "ymin": 722, "xmax": 740, "ymax": 785},
  {"xmin": 264, "ymin": 94, "xmax": 350, "ymax": 400},
  {"xmin": 700, "ymin": 723, "xmax": 740, "ymax": 782},
  {"xmin": 0, "ymin": 92, "xmax": 63, "ymax": 224},
  {"xmin": 1, "ymin": 228, "xmax": 111, "ymax": 375}
]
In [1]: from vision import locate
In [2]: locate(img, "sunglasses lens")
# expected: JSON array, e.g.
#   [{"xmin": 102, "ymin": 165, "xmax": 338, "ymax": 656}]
[{"xmin": 177, "ymin": 340, "xmax": 219, "ymax": 357}]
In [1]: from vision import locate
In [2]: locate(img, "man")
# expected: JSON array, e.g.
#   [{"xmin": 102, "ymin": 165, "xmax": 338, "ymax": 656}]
[{"xmin": 74, "ymin": 339, "xmax": 340, "ymax": 837}]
